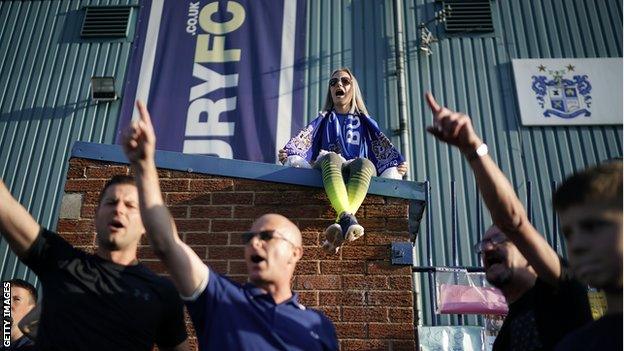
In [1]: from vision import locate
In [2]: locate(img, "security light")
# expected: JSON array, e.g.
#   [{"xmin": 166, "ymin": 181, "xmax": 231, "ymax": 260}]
[{"xmin": 91, "ymin": 76, "xmax": 117, "ymax": 101}]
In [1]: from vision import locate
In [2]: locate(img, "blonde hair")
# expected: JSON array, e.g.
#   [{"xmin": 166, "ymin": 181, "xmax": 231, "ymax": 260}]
[{"xmin": 322, "ymin": 67, "xmax": 369, "ymax": 116}]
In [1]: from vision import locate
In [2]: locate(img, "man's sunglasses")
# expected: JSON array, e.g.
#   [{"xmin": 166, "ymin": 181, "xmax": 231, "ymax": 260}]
[
  {"xmin": 473, "ymin": 232, "xmax": 508, "ymax": 254},
  {"xmin": 243, "ymin": 230, "xmax": 296, "ymax": 247},
  {"xmin": 329, "ymin": 77, "xmax": 351, "ymax": 87}
]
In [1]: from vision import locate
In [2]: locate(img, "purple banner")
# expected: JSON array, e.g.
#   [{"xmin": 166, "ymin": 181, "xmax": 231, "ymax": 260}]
[{"xmin": 117, "ymin": 0, "xmax": 307, "ymax": 163}]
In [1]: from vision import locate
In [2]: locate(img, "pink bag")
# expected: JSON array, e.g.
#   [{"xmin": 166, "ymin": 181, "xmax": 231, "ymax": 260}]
[
  {"xmin": 435, "ymin": 270, "xmax": 508, "ymax": 315},
  {"xmin": 437, "ymin": 284, "xmax": 508, "ymax": 315}
]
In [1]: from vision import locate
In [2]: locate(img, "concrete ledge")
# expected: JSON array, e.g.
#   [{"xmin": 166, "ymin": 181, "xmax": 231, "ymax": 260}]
[{"xmin": 71, "ymin": 141, "xmax": 426, "ymax": 202}]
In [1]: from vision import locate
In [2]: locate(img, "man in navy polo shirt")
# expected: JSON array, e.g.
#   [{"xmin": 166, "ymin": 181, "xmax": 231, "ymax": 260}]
[{"xmin": 122, "ymin": 101, "xmax": 339, "ymax": 351}]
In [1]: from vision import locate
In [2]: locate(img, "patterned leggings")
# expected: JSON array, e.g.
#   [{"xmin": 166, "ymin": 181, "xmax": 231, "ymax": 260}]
[{"xmin": 314, "ymin": 152, "xmax": 376, "ymax": 220}]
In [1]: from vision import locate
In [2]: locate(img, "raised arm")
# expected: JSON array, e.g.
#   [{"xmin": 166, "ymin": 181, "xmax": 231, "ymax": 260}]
[
  {"xmin": 425, "ymin": 92, "xmax": 562, "ymax": 285},
  {"xmin": 0, "ymin": 180, "xmax": 40, "ymax": 258},
  {"xmin": 122, "ymin": 101, "xmax": 207, "ymax": 297}
]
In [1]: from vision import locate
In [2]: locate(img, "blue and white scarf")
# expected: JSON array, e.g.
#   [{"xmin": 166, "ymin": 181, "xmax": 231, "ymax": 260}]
[{"xmin": 283, "ymin": 111, "xmax": 404, "ymax": 176}]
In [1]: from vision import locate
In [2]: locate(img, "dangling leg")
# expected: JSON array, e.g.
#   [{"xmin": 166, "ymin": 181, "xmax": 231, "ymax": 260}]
[
  {"xmin": 345, "ymin": 158, "xmax": 375, "ymax": 213},
  {"xmin": 315, "ymin": 152, "xmax": 350, "ymax": 253},
  {"xmin": 341, "ymin": 158, "xmax": 375, "ymax": 241},
  {"xmin": 315, "ymin": 152, "xmax": 351, "ymax": 215}
]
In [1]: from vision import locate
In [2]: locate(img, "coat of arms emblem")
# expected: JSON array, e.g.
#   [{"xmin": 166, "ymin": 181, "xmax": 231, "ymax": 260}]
[{"xmin": 531, "ymin": 65, "xmax": 592, "ymax": 119}]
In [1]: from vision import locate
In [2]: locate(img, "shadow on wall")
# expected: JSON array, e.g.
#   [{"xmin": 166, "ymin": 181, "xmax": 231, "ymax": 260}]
[
  {"xmin": 57, "ymin": 9, "xmax": 83, "ymax": 43},
  {"xmin": 497, "ymin": 61, "xmax": 523, "ymax": 133},
  {"xmin": 0, "ymin": 100, "xmax": 93, "ymax": 122}
]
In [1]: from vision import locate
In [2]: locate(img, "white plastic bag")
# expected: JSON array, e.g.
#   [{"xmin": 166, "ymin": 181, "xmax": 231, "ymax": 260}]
[{"xmin": 419, "ymin": 325, "xmax": 485, "ymax": 351}]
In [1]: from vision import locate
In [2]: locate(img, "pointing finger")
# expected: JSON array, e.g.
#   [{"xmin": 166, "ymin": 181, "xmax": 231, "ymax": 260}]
[
  {"xmin": 425, "ymin": 92, "xmax": 441, "ymax": 113},
  {"xmin": 136, "ymin": 100, "xmax": 153, "ymax": 126}
]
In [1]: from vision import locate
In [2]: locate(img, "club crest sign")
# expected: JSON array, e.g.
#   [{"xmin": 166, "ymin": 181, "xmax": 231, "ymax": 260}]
[
  {"xmin": 512, "ymin": 58, "xmax": 622, "ymax": 126},
  {"xmin": 531, "ymin": 65, "xmax": 591, "ymax": 119}
]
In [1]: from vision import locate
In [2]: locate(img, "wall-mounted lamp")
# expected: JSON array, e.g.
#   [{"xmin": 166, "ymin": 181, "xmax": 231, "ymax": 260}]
[{"xmin": 91, "ymin": 76, "xmax": 117, "ymax": 101}]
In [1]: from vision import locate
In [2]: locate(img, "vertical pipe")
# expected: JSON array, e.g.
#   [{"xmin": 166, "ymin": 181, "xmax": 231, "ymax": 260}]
[
  {"xmin": 476, "ymin": 184, "xmax": 483, "ymax": 328},
  {"xmin": 425, "ymin": 180, "xmax": 437, "ymax": 325},
  {"xmin": 412, "ymin": 271, "xmax": 424, "ymax": 327},
  {"xmin": 552, "ymin": 181, "xmax": 560, "ymax": 253},
  {"xmin": 426, "ymin": 181, "xmax": 433, "ymax": 266},
  {"xmin": 427, "ymin": 271, "xmax": 437, "ymax": 326},
  {"xmin": 475, "ymin": 183, "xmax": 483, "ymax": 327},
  {"xmin": 475, "ymin": 181, "xmax": 482, "ymax": 239},
  {"xmin": 527, "ymin": 181, "xmax": 532, "ymax": 223},
  {"xmin": 450, "ymin": 181, "xmax": 463, "ymax": 325},
  {"xmin": 392, "ymin": 0, "xmax": 412, "ymax": 180},
  {"xmin": 475, "ymin": 181, "xmax": 481, "ymax": 264},
  {"xmin": 451, "ymin": 181, "xmax": 459, "ymax": 267},
  {"xmin": 412, "ymin": 246, "xmax": 424, "ymax": 328}
]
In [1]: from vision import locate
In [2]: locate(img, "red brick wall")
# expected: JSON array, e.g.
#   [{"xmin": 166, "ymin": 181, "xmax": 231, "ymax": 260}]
[{"xmin": 59, "ymin": 158, "xmax": 415, "ymax": 350}]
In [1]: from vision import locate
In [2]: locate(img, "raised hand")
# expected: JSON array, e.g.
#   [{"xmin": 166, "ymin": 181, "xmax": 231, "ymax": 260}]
[
  {"xmin": 397, "ymin": 162, "xmax": 408, "ymax": 176},
  {"xmin": 122, "ymin": 101, "xmax": 210, "ymax": 300},
  {"xmin": 278, "ymin": 148, "xmax": 287, "ymax": 164},
  {"xmin": 123, "ymin": 101, "xmax": 156, "ymax": 164},
  {"xmin": 425, "ymin": 92, "xmax": 482, "ymax": 154}
]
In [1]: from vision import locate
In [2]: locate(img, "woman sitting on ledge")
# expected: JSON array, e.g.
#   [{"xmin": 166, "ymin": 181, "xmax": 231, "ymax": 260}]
[{"xmin": 280, "ymin": 68, "xmax": 408, "ymax": 253}]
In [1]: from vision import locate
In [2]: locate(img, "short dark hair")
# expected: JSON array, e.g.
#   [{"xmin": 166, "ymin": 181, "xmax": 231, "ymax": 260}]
[
  {"xmin": 553, "ymin": 160, "xmax": 623, "ymax": 211},
  {"xmin": 8, "ymin": 279, "xmax": 37, "ymax": 304},
  {"xmin": 98, "ymin": 175, "xmax": 136, "ymax": 205}
]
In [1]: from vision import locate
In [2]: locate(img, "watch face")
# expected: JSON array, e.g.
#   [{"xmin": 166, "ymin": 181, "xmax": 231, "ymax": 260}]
[{"xmin": 476, "ymin": 144, "xmax": 488, "ymax": 157}]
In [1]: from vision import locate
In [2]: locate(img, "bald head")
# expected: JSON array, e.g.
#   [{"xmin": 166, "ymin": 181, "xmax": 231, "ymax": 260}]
[
  {"xmin": 250, "ymin": 214, "xmax": 302, "ymax": 247},
  {"xmin": 245, "ymin": 214, "xmax": 304, "ymax": 300}
]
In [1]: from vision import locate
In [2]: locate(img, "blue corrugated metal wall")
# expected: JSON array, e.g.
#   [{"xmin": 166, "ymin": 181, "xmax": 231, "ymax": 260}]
[
  {"xmin": 299, "ymin": 0, "xmax": 622, "ymax": 326},
  {"xmin": 0, "ymin": 0, "xmax": 622, "ymax": 331},
  {"xmin": 406, "ymin": 0, "xmax": 622, "ymax": 326},
  {"xmin": 0, "ymin": 0, "xmax": 137, "ymax": 283}
]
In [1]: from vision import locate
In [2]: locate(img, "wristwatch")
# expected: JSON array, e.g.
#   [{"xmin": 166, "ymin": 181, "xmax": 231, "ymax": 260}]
[{"xmin": 467, "ymin": 143, "xmax": 488, "ymax": 162}]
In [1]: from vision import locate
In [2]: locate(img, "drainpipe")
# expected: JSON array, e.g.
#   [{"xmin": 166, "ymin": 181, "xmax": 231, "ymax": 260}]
[
  {"xmin": 392, "ymin": 0, "xmax": 412, "ymax": 180},
  {"xmin": 392, "ymin": 0, "xmax": 418, "ymax": 341}
]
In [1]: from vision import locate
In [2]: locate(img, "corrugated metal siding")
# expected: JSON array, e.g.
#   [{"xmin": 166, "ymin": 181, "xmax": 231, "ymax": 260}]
[
  {"xmin": 407, "ymin": 0, "xmax": 623, "ymax": 325},
  {"xmin": 1, "ymin": 0, "xmax": 621, "ymax": 332},
  {"xmin": 303, "ymin": 0, "xmax": 404, "ymax": 145},
  {"xmin": 300, "ymin": 0, "xmax": 622, "ymax": 326},
  {"xmin": 0, "ymin": 0, "xmax": 136, "ymax": 283}
]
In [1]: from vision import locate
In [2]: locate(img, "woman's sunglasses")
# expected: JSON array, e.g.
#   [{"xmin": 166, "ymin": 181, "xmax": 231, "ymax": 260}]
[{"xmin": 329, "ymin": 77, "xmax": 352, "ymax": 87}]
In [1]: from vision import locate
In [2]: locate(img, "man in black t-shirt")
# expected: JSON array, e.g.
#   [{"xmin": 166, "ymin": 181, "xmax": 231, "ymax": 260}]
[
  {"xmin": 0, "ymin": 176, "xmax": 189, "ymax": 350},
  {"xmin": 476, "ymin": 226, "xmax": 591, "ymax": 350},
  {"xmin": 426, "ymin": 93, "xmax": 592, "ymax": 350}
]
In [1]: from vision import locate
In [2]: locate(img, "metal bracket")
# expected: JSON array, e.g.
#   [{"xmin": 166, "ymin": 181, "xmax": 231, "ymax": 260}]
[
  {"xmin": 418, "ymin": 6, "xmax": 451, "ymax": 56},
  {"xmin": 391, "ymin": 242, "xmax": 413, "ymax": 266}
]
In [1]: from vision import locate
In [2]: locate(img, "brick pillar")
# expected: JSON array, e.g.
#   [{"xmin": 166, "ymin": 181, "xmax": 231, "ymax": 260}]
[{"xmin": 60, "ymin": 158, "xmax": 416, "ymax": 350}]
